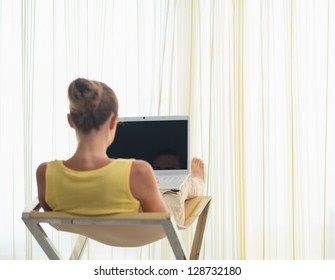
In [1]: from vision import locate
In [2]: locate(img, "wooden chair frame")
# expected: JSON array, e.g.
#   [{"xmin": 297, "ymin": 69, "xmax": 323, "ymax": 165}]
[{"xmin": 22, "ymin": 196, "xmax": 211, "ymax": 260}]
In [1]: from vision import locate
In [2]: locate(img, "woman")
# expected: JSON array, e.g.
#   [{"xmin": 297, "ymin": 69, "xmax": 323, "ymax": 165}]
[{"xmin": 36, "ymin": 78, "xmax": 205, "ymax": 226}]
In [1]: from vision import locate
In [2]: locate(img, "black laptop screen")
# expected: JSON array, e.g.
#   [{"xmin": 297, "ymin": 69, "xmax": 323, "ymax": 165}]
[{"xmin": 106, "ymin": 119, "xmax": 188, "ymax": 170}]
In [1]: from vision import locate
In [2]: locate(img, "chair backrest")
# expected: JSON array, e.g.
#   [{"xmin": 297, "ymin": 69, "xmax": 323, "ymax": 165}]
[
  {"xmin": 29, "ymin": 211, "xmax": 173, "ymax": 247},
  {"xmin": 22, "ymin": 196, "xmax": 212, "ymax": 260}
]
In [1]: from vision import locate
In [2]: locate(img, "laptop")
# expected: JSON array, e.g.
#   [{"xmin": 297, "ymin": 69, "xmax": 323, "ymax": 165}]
[{"xmin": 106, "ymin": 116, "xmax": 190, "ymax": 190}]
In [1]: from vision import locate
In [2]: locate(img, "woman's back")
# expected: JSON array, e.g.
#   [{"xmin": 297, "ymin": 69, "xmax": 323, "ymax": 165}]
[{"xmin": 45, "ymin": 159, "xmax": 140, "ymax": 215}]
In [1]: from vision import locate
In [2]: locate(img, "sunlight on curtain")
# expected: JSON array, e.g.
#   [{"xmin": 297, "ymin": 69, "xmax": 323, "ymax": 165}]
[
  {"xmin": 325, "ymin": 0, "xmax": 335, "ymax": 260},
  {"xmin": 242, "ymin": 0, "xmax": 335, "ymax": 259},
  {"xmin": 0, "ymin": 0, "xmax": 25, "ymax": 260},
  {"xmin": 188, "ymin": 0, "xmax": 335, "ymax": 260},
  {"xmin": 1, "ymin": 0, "xmax": 335, "ymax": 260}
]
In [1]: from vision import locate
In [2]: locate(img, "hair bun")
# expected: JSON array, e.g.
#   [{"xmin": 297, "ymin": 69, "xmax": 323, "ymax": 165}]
[
  {"xmin": 68, "ymin": 77, "xmax": 118, "ymax": 133},
  {"xmin": 69, "ymin": 78, "xmax": 103, "ymax": 114}
]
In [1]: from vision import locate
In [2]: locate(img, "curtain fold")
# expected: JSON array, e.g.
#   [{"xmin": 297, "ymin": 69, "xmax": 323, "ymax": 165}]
[{"xmin": 0, "ymin": 0, "xmax": 334, "ymax": 260}]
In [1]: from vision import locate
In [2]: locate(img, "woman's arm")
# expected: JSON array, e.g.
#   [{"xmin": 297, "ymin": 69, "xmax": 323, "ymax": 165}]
[
  {"xmin": 129, "ymin": 160, "xmax": 169, "ymax": 212},
  {"xmin": 36, "ymin": 162, "xmax": 52, "ymax": 211}
]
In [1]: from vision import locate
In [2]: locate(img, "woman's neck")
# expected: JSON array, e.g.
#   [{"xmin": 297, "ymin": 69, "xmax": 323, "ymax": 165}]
[
  {"xmin": 64, "ymin": 135, "xmax": 112, "ymax": 171},
  {"xmin": 74, "ymin": 133, "xmax": 109, "ymax": 159}
]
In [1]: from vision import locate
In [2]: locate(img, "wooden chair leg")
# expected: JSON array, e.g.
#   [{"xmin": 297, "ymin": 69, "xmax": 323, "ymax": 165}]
[
  {"xmin": 23, "ymin": 219, "xmax": 62, "ymax": 260},
  {"xmin": 70, "ymin": 235, "xmax": 88, "ymax": 260},
  {"xmin": 163, "ymin": 220, "xmax": 188, "ymax": 260},
  {"xmin": 189, "ymin": 200, "xmax": 211, "ymax": 260}
]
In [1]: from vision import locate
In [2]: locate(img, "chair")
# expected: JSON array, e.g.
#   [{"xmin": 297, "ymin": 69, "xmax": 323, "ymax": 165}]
[{"xmin": 22, "ymin": 196, "xmax": 211, "ymax": 260}]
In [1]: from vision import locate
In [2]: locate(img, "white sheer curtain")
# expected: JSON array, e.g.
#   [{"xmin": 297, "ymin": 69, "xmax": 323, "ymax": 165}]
[{"xmin": 1, "ymin": 0, "xmax": 335, "ymax": 260}]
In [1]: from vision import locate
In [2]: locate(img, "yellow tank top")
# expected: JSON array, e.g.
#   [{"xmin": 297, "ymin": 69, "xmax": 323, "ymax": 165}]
[{"xmin": 45, "ymin": 159, "xmax": 141, "ymax": 215}]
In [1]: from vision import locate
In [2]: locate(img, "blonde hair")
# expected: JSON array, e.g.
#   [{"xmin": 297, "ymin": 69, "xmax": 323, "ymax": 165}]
[{"xmin": 68, "ymin": 78, "xmax": 118, "ymax": 133}]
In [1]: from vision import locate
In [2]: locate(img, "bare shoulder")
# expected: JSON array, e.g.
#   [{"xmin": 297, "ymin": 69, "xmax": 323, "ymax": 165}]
[
  {"xmin": 129, "ymin": 160, "xmax": 156, "ymax": 196},
  {"xmin": 130, "ymin": 160, "xmax": 153, "ymax": 177},
  {"xmin": 129, "ymin": 160, "xmax": 168, "ymax": 212},
  {"xmin": 36, "ymin": 162, "xmax": 47, "ymax": 178},
  {"xmin": 36, "ymin": 162, "xmax": 52, "ymax": 211}
]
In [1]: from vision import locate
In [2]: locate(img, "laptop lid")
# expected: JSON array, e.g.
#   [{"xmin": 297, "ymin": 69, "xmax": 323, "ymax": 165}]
[{"xmin": 106, "ymin": 116, "xmax": 190, "ymax": 176}]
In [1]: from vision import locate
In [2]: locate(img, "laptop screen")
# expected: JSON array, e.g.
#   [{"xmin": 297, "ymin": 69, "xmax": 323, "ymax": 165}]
[{"xmin": 106, "ymin": 116, "xmax": 189, "ymax": 171}]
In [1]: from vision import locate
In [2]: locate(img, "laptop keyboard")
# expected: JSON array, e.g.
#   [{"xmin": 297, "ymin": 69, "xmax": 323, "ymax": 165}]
[{"xmin": 157, "ymin": 174, "xmax": 189, "ymax": 190}]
